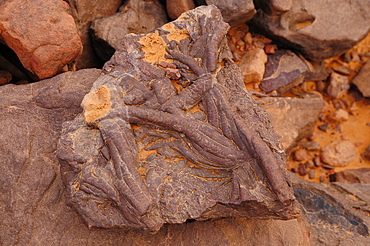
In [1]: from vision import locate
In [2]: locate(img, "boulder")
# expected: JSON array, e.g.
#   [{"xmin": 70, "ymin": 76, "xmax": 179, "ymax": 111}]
[
  {"xmin": 352, "ymin": 59, "xmax": 370, "ymax": 97},
  {"xmin": 0, "ymin": 0, "xmax": 82, "ymax": 80},
  {"xmin": 90, "ymin": 0, "xmax": 168, "ymax": 62},
  {"xmin": 251, "ymin": 0, "xmax": 370, "ymax": 60},
  {"xmin": 65, "ymin": 0, "xmax": 122, "ymax": 68},
  {"xmin": 261, "ymin": 92, "xmax": 324, "ymax": 153},
  {"xmin": 58, "ymin": 5, "xmax": 299, "ymax": 232}
]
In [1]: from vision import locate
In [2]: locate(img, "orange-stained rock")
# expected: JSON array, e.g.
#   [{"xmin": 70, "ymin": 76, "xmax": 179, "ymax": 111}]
[{"xmin": 0, "ymin": 0, "xmax": 82, "ymax": 79}]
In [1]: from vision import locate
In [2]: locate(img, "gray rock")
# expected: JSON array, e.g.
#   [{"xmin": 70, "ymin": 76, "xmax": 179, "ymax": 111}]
[
  {"xmin": 204, "ymin": 0, "xmax": 256, "ymax": 26},
  {"xmin": 90, "ymin": 0, "xmax": 168, "ymax": 62},
  {"xmin": 251, "ymin": 0, "xmax": 370, "ymax": 60},
  {"xmin": 321, "ymin": 141, "xmax": 357, "ymax": 167},
  {"xmin": 65, "ymin": 0, "xmax": 122, "ymax": 68},
  {"xmin": 352, "ymin": 59, "xmax": 370, "ymax": 97},
  {"xmin": 260, "ymin": 50, "xmax": 308, "ymax": 95},
  {"xmin": 260, "ymin": 92, "xmax": 324, "ymax": 153}
]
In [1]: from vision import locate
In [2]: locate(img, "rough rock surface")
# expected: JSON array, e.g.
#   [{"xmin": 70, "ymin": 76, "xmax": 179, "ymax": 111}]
[
  {"xmin": 260, "ymin": 50, "xmax": 308, "ymax": 95},
  {"xmin": 321, "ymin": 141, "xmax": 357, "ymax": 167},
  {"xmin": 204, "ymin": 0, "xmax": 256, "ymax": 26},
  {"xmin": 90, "ymin": 0, "xmax": 168, "ymax": 62},
  {"xmin": 0, "ymin": 0, "xmax": 82, "ymax": 80},
  {"xmin": 260, "ymin": 92, "xmax": 324, "ymax": 153},
  {"xmin": 290, "ymin": 173, "xmax": 370, "ymax": 246},
  {"xmin": 251, "ymin": 0, "xmax": 370, "ymax": 60},
  {"xmin": 333, "ymin": 168, "xmax": 370, "ymax": 183},
  {"xmin": 57, "ymin": 5, "xmax": 299, "ymax": 232},
  {"xmin": 326, "ymin": 72, "xmax": 350, "ymax": 98},
  {"xmin": 238, "ymin": 48, "xmax": 267, "ymax": 84},
  {"xmin": 167, "ymin": 0, "xmax": 196, "ymax": 20},
  {"xmin": 352, "ymin": 59, "xmax": 370, "ymax": 97},
  {"xmin": 65, "ymin": 0, "xmax": 122, "ymax": 68}
]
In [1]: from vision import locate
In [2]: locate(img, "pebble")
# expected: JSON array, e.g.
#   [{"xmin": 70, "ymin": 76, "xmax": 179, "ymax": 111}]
[
  {"xmin": 306, "ymin": 159, "xmax": 315, "ymax": 169},
  {"xmin": 318, "ymin": 123, "xmax": 329, "ymax": 132},
  {"xmin": 300, "ymin": 140, "xmax": 321, "ymax": 151},
  {"xmin": 319, "ymin": 175, "xmax": 326, "ymax": 182},
  {"xmin": 328, "ymin": 109, "xmax": 349, "ymax": 123},
  {"xmin": 264, "ymin": 44, "xmax": 276, "ymax": 54},
  {"xmin": 0, "ymin": 70, "xmax": 12, "ymax": 85},
  {"xmin": 313, "ymin": 156, "xmax": 321, "ymax": 167},
  {"xmin": 293, "ymin": 149, "xmax": 307, "ymax": 162},
  {"xmin": 321, "ymin": 141, "xmax": 356, "ymax": 167},
  {"xmin": 298, "ymin": 163, "xmax": 307, "ymax": 176},
  {"xmin": 326, "ymin": 72, "xmax": 350, "ymax": 98},
  {"xmin": 332, "ymin": 65, "xmax": 351, "ymax": 75},
  {"xmin": 308, "ymin": 170, "xmax": 316, "ymax": 179},
  {"xmin": 363, "ymin": 144, "xmax": 370, "ymax": 161}
]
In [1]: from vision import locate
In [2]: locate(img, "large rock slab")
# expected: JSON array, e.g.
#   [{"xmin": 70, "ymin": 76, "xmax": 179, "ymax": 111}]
[
  {"xmin": 57, "ymin": 5, "xmax": 299, "ymax": 232},
  {"xmin": 0, "ymin": 0, "xmax": 82, "ymax": 79},
  {"xmin": 251, "ymin": 0, "xmax": 370, "ymax": 60},
  {"xmin": 90, "ymin": 0, "xmax": 168, "ymax": 62}
]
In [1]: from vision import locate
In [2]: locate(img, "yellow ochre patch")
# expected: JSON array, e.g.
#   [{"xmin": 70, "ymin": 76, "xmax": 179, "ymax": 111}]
[{"xmin": 82, "ymin": 85, "xmax": 112, "ymax": 123}]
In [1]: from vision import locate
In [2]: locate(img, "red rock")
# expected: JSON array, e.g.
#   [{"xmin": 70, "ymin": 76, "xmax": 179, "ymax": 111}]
[{"xmin": 0, "ymin": 0, "xmax": 82, "ymax": 80}]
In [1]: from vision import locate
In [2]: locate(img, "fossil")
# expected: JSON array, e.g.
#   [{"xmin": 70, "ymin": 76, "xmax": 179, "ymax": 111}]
[{"xmin": 57, "ymin": 5, "xmax": 298, "ymax": 232}]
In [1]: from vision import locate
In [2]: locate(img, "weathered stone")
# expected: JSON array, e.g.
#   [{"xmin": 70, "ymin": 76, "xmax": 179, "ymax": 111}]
[
  {"xmin": 238, "ymin": 48, "xmax": 267, "ymax": 84},
  {"xmin": 352, "ymin": 59, "xmax": 370, "ymax": 97},
  {"xmin": 260, "ymin": 50, "xmax": 308, "ymax": 95},
  {"xmin": 333, "ymin": 168, "xmax": 370, "ymax": 183},
  {"xmin": 167, "ymin": 0, "xmax": 195, "ymax": 20},
  {"xmin": 321, "ymin": 141, "xmax": 357, "ymax": 167},
  {"xmin": 65, "ymin": 0, "xmax": 122, "ymax": 68},
  {"xmin": 251, "ymin": 0, "xmax": 370, "ymax": 60},
  {"xmin": 90, "ymin": 0, "xmax": 168, "ymax": 62},
  {"xmin": 293, "ymin": 149, "xmax": 307, "ymax": 162},
  {"xmin": 0, "ymin": 0, "xmax": 82, "ymax": 79},
  {"xmin": 326, "ymin": 72, "xmax": 350, "ymax": 98},
  {"xmin": 261, "ymin": 92, "xmax": 324, "ymax": 153},
  {"xmin": 0, "ymin": 69, "xmax": 11, "ymax": 85},
  {"xmin": 290, "ymin": 172, "xmax": 370, "ymax": 245},
  {"xmin": 328, "ymin": 109, "xmax": 349, "ymax": 123},
  {"xmin": 304, "ymin": 60, "xmax": 329, "ymax": 82},
  {"xmin": 300, "ymin": 140, "xmax": 320, "ymax": 151},
  {"xmin": 203, "ymin": 0, "xmax": 256, "ymax": 26},
  {"xmin": 58, "ymin": 5, "xmax": 299, "ymax": 232}
]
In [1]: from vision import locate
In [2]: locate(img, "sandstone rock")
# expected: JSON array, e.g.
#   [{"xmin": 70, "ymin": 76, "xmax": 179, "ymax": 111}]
[
  {"xmin": 238, "ymin": 48, "xmax": 267, "ymax": 84},
  {"xmin": 261, "ymin": 92, "xmax": 324, "ymax": 153},
  {"xmin": 203, "ymin": 0, "xmax": 256, "ymax": 26},
  {"xmin": 58, "ymin": 5, "xmax": 299, "ymax": 232},
  {"xmin": 326, "ymin": 72, "xmax": 350, "ymax": 98},
  {"xmin": 167, "ymin": 0, "xmax": 195, "ymax": 20},
  {"xmin": 321, "ymin": 141, "xmax": 356, "ymax": 167},
  {"xmin": 65, "ymin": 0, "xmax": 122, "ymax": 68},
  {"xmin": 352, "ymin": 59, "xmax": 370, "ymax": 97},
  {"xmin": 90, "ymin": 0, "xmax": 168, "ymax": 62},
  {"xmin": 290, "ymin": 172, "xmax": 370, "ymax": 245},
  {"xmin": 333, "ymin": 168, "xmax": 370, "ymax": 183},
  {"xmin": 251, "ymin": 0, "xmax": 370, "ymax": 60},
  {"xmin": 0, "ymin": 0, "xmax": 82, "ymax": 79},
  {"xmin": 0, "ymin": 70, "xmax": 11, "ymax": 85},
  {"xmin": 260, "ymin": 50, "xmax": 308, "ymax": 95}
]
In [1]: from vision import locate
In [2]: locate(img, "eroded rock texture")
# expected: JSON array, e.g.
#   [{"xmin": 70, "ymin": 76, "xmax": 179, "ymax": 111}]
[{"xmin": 57, "ymin": 5, "xmax": 299, "ymax": 232}]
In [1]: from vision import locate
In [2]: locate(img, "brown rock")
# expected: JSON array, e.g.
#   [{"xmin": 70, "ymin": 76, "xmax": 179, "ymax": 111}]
[
  {"xmin": 298, "ymin": 163, "xmax": 307, "ymax": 176},
  {"xmin": 328, "ymin": 109, "xmax": 349, "ymax": 123},
  {"xmin": 260, "ymin": 50, "xmax": 308, "ymax": 95},
  {"xmin": 300, "ymin": 140, "xmax": 320, "ymax": 151},
  {"xmin": 352, "ymin": 59, "xmax": 370, "ymax": 97},
  {"xmin": 65, "ymin": 0, "xmax": 122, "ymax": 69},
  {"xmin": 334, "ymin": 168, "xmax": 370, "ymax": 183},
  {"xmin": 326, "ymin": 72, "xmax": 350, "ymax": 98},
  {"xmin": 321, "ymin": 141, "xmax": 356, "ymax": 167},
  {"xmin": 293, "ymin": 149, "xmax": 307, "ymax": 161},
  {"xmin": 0, "ymin": 70, "xmax": 11, "ymax": 85},
  {"xmin": 363, "ymin": 144, "xmax": 370, "ymax": 161},
  {"xmin": 239, "ymin": 48, "xmax": 267, "ymax": 84},
  {"xmin": 167, "ymin": 0, "xmax": 195, "ymax": 20},
  {"xmin": 0, "ymin": 0, "xmax": 82, "ymax": 79}
]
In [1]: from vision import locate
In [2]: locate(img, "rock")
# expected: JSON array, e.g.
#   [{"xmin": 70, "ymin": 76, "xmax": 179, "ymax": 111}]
[
  {"xmin": 261, "ymin": 92, "xmax": 324, "ymax": 153},
  {"xmin": 328, "ymin": 109, "xmax": 349, "ymax": 123},
  {"xmin": 0, "ymin": 68, "xmax": 311, "ymax": 245},
  {"xmin": 90, "ymin": 0, "xmax": 168, "ymax": 62},
  {"xmin": 0, "ymin": 0, "xmax": 82, "ymax": 80},
  {"xmin": 326, "ymin": 72, "xmax": 350, "ymax": 98},
  {"xmin": 203, "ymin": 0, "xmax": 256, "ymax": 26},
  {"xmin": 313, "ymin": 156, "xmax": 321, "ymax": 167},
  {"xmin": 290, "ymin": 172, "xmax": 370, "ymax": 245},
  {"xmin": 238, "ymin": 48, "xmax": 267, "ymax": 84},
  {"xmin": 251, "ymin": 0, "xmax": 370, "ymax": 60},
  {"xmin": 321, "ymin": 141, "xmax": 356, "ymax": 167},
  {"xmin": 293, "ymin": 149, "xmax": 307, "ymax": 162},
  {"xmin": 0, "ymin": 70, "xmax": 11, "ymax": 85},
  {"xmin": 300, "ymin": 140, "xmax": 320, "ymax": 151},
  {"xmin": 65, "ymin": 0, "xmax": 122, "ymax": 68},
  {"xmin": 333, "ymin": 168, "xmax": 370, "ymax": 183},
  {"xmin": 352, "ymin": 59, "xmax": 370, "ymax": 97},
  {"xmin": 58, "ymin": 5, "xmax": 299, "ymax": 232},
  {"xmin": 304, "ymin": 60, "xmax": 329, "ymax": 82},
  {"xmin": 298, "ymin": 163, "xmax": 307, "ymax": 176},
  {"xmin": 260, "ymin": 50, "xmax": 308, "ymax": 95},
  {"xmin": 364, "ymin": 144, "xmax": 370, "ymax": 161},
  {"xmin": 167, "ymin": 0, "xmax": 195, "ymax": 20},
  {"xmin": 308, "ymin": 170, "xmax": 315, "ymax": 179}
]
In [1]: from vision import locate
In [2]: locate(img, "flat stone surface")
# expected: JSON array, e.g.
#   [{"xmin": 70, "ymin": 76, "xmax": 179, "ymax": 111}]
[
  {"xmin": 0, "ymin": 0, "xmax": 82, "ymax": 79},
  {"xmin": 58, "ymin": 5, "xmax": 298, "ymax": 232},
  {"xmin": 251, "ymin": 0, "xmax": 370, "ymax": 60}
]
